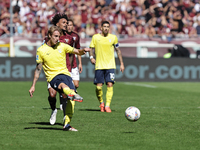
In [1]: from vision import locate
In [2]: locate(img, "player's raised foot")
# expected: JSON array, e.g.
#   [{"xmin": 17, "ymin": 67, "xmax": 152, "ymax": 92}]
[
  {"xmin": 49, "ymin": 109, "xmax": 57, "ymax": 125},
  {"xmin": 105, "ymin": 106, "xmax": 112, "ymax": 113},
  {"xmin": 60, "ymin": 104, "xmax": 63, "ymax": 110},
  {"xmin": 68, "ymin": 94, "xmax": 83, "ymax": 102},
  {"xmin": 63, "ymin": 124, "xmax": 78, "ymax": 131},
  {"xmin": 99, "ymin": 103, "xmax": 105, "ymax": 112}
]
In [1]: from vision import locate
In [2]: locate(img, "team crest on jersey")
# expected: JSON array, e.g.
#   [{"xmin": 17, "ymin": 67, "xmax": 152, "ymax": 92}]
[
  {"xmin": 65, "ymin": 39, "xmax": 69, "ymax": 43},
  {"xmin": 58, "ymin": 49, "xmax": 62, "ymax": 53},
  {"xmin": 110, "ymin": 73, "xmax": 115, "ymax": 81},
  {"xmin": 109, "ymin": 39, "xmax": 112, "ymax": 42},
  {"xmin": 73, "ymin": 37, "xmax": 76, "ymax": 40}
]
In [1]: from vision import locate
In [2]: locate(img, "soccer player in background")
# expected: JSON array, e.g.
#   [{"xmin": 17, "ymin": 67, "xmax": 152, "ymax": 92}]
[
  {"xmin": 89, "ymin": 21, "xmax": 125, "ymax": 113},
  {"xmin": 66, "ymin": 18, "xmax": 82, "ymax": 89},
  {"xmin": 29, "ymin": 25, "xmax": 90, "ymax": 131}
]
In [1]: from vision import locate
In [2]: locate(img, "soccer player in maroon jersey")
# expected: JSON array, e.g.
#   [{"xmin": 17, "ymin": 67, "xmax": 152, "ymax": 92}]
[{"xmin": 66, "ymin": 18, "xmax": 82, "ymax": 90}]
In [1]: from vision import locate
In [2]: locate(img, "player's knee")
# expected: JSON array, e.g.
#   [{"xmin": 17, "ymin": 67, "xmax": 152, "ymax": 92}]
[
  {"xmin": 48, "ymin": 88, "xmax": 57, "ymax": 98},
  {"xmin": 75, "ymin": 84, "xmax": 79, "ymax": 89},
  {"xmin": 107, "ymin": 82, "xmax": 113, "ymax": 87}
]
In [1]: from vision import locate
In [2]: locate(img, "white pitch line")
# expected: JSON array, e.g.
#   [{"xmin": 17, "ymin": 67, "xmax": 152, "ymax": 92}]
[{"xmin": 123, "ymin": 82, "xmax": 157, "ymax": 88}]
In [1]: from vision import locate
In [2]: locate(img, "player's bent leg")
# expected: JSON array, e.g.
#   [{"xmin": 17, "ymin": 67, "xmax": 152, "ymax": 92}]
[
  {"xmin": 59, "ymin": 83, "xmax": 83, "ymax": 102},
  {"xmin": 52, "ymin": 76, "xmax": 83, "ymax": 102}
]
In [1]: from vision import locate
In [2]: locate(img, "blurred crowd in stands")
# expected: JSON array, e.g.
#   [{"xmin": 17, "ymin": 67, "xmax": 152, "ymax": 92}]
[{"xmin": 1, "ymin": 0, "xmax": 200, "ymax": 41}]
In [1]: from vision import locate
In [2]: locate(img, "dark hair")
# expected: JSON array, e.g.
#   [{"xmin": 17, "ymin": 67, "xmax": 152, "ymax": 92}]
[
  {"xmin": 51, "ymin": 13, "xmax": 68, "ymax": 25},
  {"xmin": 101, "ymin": 21, "xmax": 110, "ymax": 27},
  {"xmin": 67, "ymin": 18, "xmax": 74, "ymax": 26},
  {"xmin": 47, "ymin": 26, "xmax": 62, "ymax": 38}
]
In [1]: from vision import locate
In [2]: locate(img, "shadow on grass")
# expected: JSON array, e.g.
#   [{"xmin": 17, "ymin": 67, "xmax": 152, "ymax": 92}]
[
  {"xmin": 79, "ymin": 109, "xmax": 100, "ymax": 112},
  {"xmin": 29, "ymin": 122, "xmax": 63, "ymax": 126},
  {"xmin": 24, "ymin": 122, "xmax": 64, "ymax": 130},
  {"xmin": 24, "ymin": 127, "xmax": 63, "ymax": 131},
  {"xmin": 123, "ymin": 131, "xmax": 136, "ymax": 133},
  {"xmin": 79, "ymin": 109, "xmax": 116, "ymax": 112},
  {"xmin": 42, "ymin": 108, "xmax": 62, "ymax": 110}
]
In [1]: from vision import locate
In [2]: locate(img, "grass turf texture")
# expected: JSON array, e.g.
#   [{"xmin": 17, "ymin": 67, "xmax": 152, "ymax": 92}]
[{"xmin": 0, "ymin": 81, "xmax": 200, "ymax": 150}]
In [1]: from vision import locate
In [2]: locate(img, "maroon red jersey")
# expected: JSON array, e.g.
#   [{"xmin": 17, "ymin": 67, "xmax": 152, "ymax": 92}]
[
  {"xmin": 59, "ymin": 34, "xmax": 74, "ymax": 72},
  {"xmin": 67, "ymin": 31, "xmax": 81, "ymax": 69}
]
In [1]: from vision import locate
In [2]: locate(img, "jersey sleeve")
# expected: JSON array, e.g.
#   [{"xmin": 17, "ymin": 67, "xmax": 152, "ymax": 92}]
[
  {"xmin": 113, "ymin": 35, "xmax": 119, "ymax": 48},
  {"xmin": 63, "ymin": 43, "xmax": 74, "ymax": 53},
  {"xmin": 36, "ymin": 49, "xmax": 43, "ymax": 64}
]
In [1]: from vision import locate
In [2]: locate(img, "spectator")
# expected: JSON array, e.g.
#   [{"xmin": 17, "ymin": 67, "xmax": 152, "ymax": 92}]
[
  {"xmin": 91, "ymin": 8, "xmax": 101, "ymax": 29},
  {"xmin": 145, "ymin": 23, "xmax": 156, "ymax": 39},
  {"xmin": 29, "ymin": 0, "xmax": 39, "ymax": 15},
  {"xmin": 85, "ymin": 18, "xmax": 96, "ymax": 38},
  {"xmin": 72, "ymin": 9, "xmax": 82, "ymax": 33},
  {"xmin": 3, "ymin": 0, "xmax": 200, "ymax": 39},
  {"xmin": 19, "ymin": 1, "xmax": 30, "ymax": 22},
  {"xmin": 196, "ymin": 20, "xmax": 200, "ymax": 35}
]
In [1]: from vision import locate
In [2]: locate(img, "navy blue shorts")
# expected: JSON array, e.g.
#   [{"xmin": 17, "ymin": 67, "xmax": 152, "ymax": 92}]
[
  {"xmin": 94, "ymin": 69, "xmax": 115, "ymax": 85},
  {"xmin": 50, "ymin": 74, "xmax": 76, "ymax": 93}
]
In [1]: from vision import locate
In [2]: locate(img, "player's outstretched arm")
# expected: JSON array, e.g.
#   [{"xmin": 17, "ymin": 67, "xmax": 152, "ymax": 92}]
[
  {"xmin": 29, "ymin": 63, "xmax": 43, "ymax": 97},
  {"xmin": 115, "ymin": 47, "xmax": 125, "ymax": 73},
  {"xmin": 73, "ymin": 48, "xmax": 91, "ymax": 55}
]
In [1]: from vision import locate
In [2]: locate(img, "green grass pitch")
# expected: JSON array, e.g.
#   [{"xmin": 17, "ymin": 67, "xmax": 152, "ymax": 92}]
[{"xmin": 0, "ymin": 81, "xmax": 200, "ymax": 150}]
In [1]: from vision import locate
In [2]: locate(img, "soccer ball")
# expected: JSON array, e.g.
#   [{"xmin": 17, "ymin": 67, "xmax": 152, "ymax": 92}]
[{"xmin": 125, "ymin": 106, "xmax": 141, "ymax": 122}]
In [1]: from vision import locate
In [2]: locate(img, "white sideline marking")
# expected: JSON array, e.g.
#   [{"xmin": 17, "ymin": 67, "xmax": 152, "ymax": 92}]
[{"xmin": 123, "ymin": 82, "xmax": 157, "ymax": 88}]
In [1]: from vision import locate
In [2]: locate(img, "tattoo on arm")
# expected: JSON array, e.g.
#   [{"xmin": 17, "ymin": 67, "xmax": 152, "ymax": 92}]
[
  {"xmin": 89, "ymin": 48, "xmax": 95, "ymax": 57},
  {"xmin": 115, "ymin": 47, "xmax": 124, "ymax": 64},
  {"xmin": 32, "ymin": 63, "xmax": 42, "ymax": 85}
]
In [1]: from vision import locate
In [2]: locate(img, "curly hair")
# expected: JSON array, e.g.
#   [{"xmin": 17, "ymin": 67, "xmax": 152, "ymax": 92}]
[{"xmin": 51, "ymin": 13, "xmax": 68, "ymax": 26}]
